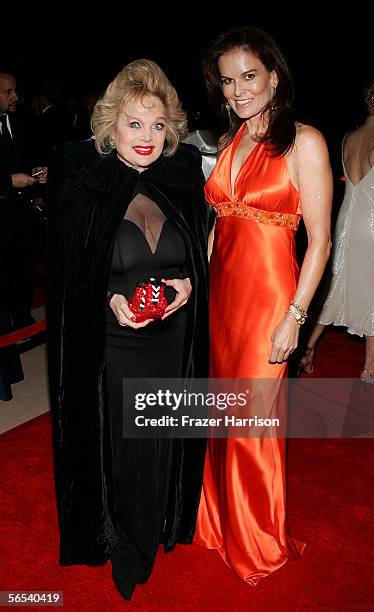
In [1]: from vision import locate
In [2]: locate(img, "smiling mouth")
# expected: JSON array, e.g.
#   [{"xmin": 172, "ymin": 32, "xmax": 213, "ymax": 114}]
[
  {"xmin": 133, "ymin": 146, "xmax": 155, "ymax": 156},
  {"xmin": 235, "ymin": 98, "xmax": 254, "ymax": 107}
]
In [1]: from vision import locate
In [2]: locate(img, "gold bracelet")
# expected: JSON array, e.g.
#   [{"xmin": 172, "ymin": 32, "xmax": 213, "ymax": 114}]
[
  {"xmin": 290, "ymin": 300, "xmax": 308, "ymax": 318},
  {"xmin": 288, "ymin": 304, "xmax": 307, "ymax": 325}
]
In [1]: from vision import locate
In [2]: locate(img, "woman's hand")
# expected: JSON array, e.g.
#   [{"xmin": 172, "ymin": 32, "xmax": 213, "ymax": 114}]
[
  {"xmin": 109, "ymin": 293, "xmax": 152, "ymax": 329},
  {"xmin": 161, "ymin": 277, "xmax": 192, "ymax": 320},
  {"xmin": 32, "ymin": 166, "xmax": 48, "ymax": 184},
  {"xmin": 269, "ymin": 311, "xmax": 300, "ymax": 363}
]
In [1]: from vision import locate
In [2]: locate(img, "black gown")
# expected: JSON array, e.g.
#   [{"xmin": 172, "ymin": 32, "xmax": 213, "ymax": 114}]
[
  {"xmin": 105, "ymin": 186, "xmax": 188, "ymax": 583},
  {"xmin": 47, "ymin": 139, "xmax": 211, "ymax": 567}
]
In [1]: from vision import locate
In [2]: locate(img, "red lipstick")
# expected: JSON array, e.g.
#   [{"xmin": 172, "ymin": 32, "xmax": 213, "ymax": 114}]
[{"xmin": 133, "ymin": 146, "xmax": 154, "ymax": 156}]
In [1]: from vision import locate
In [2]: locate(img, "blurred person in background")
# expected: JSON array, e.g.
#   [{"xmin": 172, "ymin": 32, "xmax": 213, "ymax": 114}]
[
  {"xmin": 0, "ymin": 70, "xmax": 47, "ymax": 331},
  {"xmin": 299, "ymin": 80, "xmax": 374, "ymax": 383}
]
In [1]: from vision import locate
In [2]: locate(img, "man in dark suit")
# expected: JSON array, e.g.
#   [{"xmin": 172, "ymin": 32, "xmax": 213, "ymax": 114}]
[
  {"xmin": 0, "ymin": 70, "xmax": 46, "ymax": 330},
  {"xmin": 32, "ymin": 80, "xmax": 74, "ymax": 166}
]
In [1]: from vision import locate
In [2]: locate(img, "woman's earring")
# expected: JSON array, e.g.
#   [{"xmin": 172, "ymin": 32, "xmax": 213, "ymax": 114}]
[
  {"xmin": 109, "ymin": 135, "xmax": 116, "ymax": 149},
  {"xmin": 225, "ymin": 101, "xmax": 231, "ymax": 119},
  {"xmin": 270, "ymin": 84, "xmax": 277, "ymax": 110}
]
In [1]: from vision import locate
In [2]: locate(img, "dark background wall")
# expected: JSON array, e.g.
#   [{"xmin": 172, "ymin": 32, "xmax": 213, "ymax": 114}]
[{"xmin": 2, "ymin": 10, "xmax": 372, "ymax": 167}]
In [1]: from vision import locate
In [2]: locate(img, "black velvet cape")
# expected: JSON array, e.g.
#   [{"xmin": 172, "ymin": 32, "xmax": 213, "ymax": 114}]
[{"xmin": 46, "ymin": 138, "xmax": 212, "ymax": 565}]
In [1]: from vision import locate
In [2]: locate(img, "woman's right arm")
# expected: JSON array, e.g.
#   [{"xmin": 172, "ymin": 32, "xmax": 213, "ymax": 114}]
[
  {"xmin": 206, "ymin": 132, "xmax": 226, "ymax": 261},
  {"xmin": 208, "ymin": 219, "xmax": 216, "ymax": 262}
]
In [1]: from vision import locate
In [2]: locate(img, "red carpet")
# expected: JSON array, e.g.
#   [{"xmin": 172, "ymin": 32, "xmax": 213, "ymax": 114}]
[
  {"xmin": 1, "ymin": 329, "xmax": 374, "ymax": 610},
  {"xmin": 299, "ymin": 325, "xmax": 365, "ymax": 379}
]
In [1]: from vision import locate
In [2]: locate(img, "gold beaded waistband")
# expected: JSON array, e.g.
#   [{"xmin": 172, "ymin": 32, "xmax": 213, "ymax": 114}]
[{"xmin": 213, "ymin": 202, "xmax": 301, "ymax": 230}]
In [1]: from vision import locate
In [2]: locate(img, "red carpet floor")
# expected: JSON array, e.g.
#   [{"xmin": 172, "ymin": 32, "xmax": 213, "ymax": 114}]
[{"xmin": 1, "ymin": 329, "xmax": 374, "ymax": 610}]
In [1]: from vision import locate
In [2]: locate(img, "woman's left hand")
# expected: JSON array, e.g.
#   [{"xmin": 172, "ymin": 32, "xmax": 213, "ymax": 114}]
[
  {"xmin": 161, "ymin": 277, "xmax": 192, "ymax": 320},
  {"xmin": 32, "ymin": 166, "xmax": 48, "ymax": 184},
  {"xmin": 269, "ymin": 311, "xmax": 300, "ymax": 363}
]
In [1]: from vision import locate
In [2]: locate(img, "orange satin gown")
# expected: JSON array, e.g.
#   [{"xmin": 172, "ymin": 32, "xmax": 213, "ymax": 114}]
[{"xmin": 194, "ymin": 123, "xmax": 305, "ymax": 585}]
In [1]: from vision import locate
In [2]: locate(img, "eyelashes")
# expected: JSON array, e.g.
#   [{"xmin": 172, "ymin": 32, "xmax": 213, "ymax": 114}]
[
  {"xmin": 128, "ymin": 121, "xmax": 166, "ymax": 131},
  {"xmin": 221, "ymin": 74, "xmax": 256, "ymax": 86}
]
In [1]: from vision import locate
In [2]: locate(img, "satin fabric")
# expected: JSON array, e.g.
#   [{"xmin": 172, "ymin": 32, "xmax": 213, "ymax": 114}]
[{"xmin": 194, "ymin": 123, "xmax": 305, "ymax": 584}]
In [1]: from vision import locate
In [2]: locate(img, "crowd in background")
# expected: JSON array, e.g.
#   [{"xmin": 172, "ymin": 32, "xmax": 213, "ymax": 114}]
[{"xmin": 0, "ymin": 71, "xmax": 100, "ymax": 399}]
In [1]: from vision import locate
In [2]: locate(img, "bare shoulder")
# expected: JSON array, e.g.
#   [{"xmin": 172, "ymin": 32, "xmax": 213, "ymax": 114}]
[
  {"xmin": 286, "ymin": 124, "xmax": 330, "ymax": 185},
  {"xmin": 294, "ymin": 123, "xmax": 328, "ymax": 155}
]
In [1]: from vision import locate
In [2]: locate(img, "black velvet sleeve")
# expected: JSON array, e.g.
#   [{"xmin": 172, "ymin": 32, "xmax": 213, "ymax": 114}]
[
  {"xmin": 208, "ymin": 204, "xmax": 216, "ymax": 234},
  {"xmin": 47, "ymin": 146, "xmax": 79, "ymax": 221}
]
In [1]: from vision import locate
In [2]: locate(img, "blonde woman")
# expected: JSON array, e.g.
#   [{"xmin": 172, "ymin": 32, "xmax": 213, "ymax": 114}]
[{"xmin": 47, "ymin": 59, "xmax": 211, "ymax": 600}]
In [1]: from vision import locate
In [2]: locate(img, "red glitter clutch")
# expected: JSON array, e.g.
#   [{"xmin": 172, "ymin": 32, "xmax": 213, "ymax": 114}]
[{"xmin": 128, "ymin": 277, "xmax": 169, "ymax": 322}]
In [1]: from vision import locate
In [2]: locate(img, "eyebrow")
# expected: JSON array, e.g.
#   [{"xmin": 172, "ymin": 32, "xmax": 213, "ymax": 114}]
[
  {"xmin": 125, "ymin": 115, "xmax": 167, "ymax": 122},
  {"xmin": 220, "ymin": 69, "xmax": 259, "ymax": 79}
]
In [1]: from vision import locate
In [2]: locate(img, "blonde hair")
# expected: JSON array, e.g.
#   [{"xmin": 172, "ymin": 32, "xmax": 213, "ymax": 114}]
[
  {"xmin": 364, "ymin": 80, "xmax": 374, "ymax": 115},
  {"xmin": 91, "ymin": 59, "xmax": 187, "ymax": 156}
]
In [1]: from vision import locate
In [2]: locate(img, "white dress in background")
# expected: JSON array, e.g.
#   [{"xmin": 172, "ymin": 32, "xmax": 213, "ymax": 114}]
[{"xmin": 318, "ymin": 141, "xmax": 374, "ymax": 336}]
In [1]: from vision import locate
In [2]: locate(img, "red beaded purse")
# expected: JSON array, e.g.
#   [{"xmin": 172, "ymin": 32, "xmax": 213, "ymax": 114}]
[{"xmin": 128, "ymin": 277, "xmax": 169, "ymax": 322}]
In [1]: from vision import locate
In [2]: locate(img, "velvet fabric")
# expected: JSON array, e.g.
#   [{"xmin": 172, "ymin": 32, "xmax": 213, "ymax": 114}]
[{"xmin": 46, "ymin": 138, "xmax": 211, "ymax": 565}]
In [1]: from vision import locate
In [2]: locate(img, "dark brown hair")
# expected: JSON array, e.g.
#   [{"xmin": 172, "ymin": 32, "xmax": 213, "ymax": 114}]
[{"xmin": 202, "ymin": 27, "xmax": 296, "ymax": 156}]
